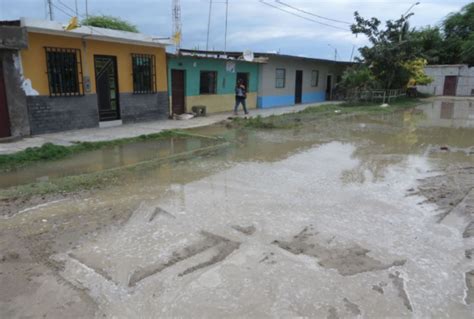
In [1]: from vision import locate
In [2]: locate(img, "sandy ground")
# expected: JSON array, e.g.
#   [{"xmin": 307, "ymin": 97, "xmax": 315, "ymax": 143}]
[{"xmin": 1, "ymin": 99, "xmax": 473, "ymax": 318}]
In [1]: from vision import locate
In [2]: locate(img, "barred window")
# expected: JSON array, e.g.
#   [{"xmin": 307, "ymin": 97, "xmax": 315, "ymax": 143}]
[
  {"xmin": 275, "ymin": 68, "xmax": 286, "ymax": 88},
  {"xmin": 45, "ymin": 47, "xmax": 83, "ymax": 97},
  {"xmin": 311, "ymin": 70, "xmax": 319, "ymax": 87},
  {"xmin": 200, "ymin": 71, "xmax": 217, "ymax": 94},
  {"xmin": 132, "ymin": 54, "xmax": 156, "ymax": 94}
]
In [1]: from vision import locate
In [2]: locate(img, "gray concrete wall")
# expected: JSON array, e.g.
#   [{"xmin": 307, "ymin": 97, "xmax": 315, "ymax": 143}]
[
  {"xmin": 27, "ymin": 95, "xmax": 99, "ymax": 135},
  {"xmin": 120, "ymin": 91, "xmax": 169, "ymax": 123},
  {"xmin": 1, "ymin": 50, "xmax": 30, "ymax": 136},
  {"xmin": 417, "ymin": 65, "xmax": 474, "ymax": 96},
  {"xmin": 0, "ymin": 26, "xmax": 28, "ymax": 50}
]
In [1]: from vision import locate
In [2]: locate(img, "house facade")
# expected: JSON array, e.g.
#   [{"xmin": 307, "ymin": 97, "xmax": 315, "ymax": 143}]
[
  {"xmin": 255, "ymin": 54, "xmax": 350, "ymax": 108},
  {"xmin": 417, "ymin": 64, "xmax": 474, "ymax": 96},
  {"xmin": 167, "ymin": 53, "xmax": 259, "ymax": 115},
  {"xmin": 0, "ymin": 18, "xmax": 170, "ymax": 137}
]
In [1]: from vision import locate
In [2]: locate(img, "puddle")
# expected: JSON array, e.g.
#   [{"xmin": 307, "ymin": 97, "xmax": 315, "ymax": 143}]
[{"xmin": 1, "ymin": 98, "xmax": 474, "ymax": 318}]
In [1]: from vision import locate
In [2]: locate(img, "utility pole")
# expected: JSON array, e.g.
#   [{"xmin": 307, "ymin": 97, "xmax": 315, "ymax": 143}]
[
  {"xmin": 47, "ymin": 0, "xmax": 54, "ymax": 21},
  {"xmin": 224, "ymin": 0, "xmax": 229, "ymax": 54},
  {"xmin": 74, "ymin": 0, "xmax": 79, "ymax": 16},
  {"xmin": 399, "ymin": 2, "xmax": 420, "ymax": 42},
  {"xmin": 85, "ymin": 0, "xmax": 89, "ymax": 19},
  {"xmin": 206, "ymin": 0, "xmax": 213, "ymax": 54},
  {"xmin": 328, "ymin": 44, "xmax": 337, "ymax": 62}
]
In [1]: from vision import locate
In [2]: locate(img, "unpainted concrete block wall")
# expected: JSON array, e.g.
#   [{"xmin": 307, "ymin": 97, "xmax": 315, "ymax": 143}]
[
  {"xmin": 120, "ymin": 91, "xmax": 169, "ymax": 123},
  {"xmin": 27, "ymin": 95, "xmax": 99, "ymax": 134}
]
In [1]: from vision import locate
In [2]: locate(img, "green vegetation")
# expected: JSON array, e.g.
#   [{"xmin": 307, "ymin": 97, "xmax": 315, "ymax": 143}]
[
  {"xmin": 232, "ymin": 98, "xmax": 422, "ymax": 129},
  {"xmin": 81, "ymin": 15, "xmax": 139, "ymax": 33},
  {"xmin": 0, "ymin": 130, "xmax": 204, "ymax": 172}
]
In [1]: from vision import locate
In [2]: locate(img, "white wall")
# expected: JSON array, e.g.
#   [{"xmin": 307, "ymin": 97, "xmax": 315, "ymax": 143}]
[{"xmin": 417, "ymin": 65, "xmax": 474, "ymax": 96}]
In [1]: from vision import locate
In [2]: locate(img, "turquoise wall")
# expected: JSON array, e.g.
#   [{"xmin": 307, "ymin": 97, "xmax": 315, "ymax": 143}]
[{"xmin": 167, "ymin": 56, "xmax": 259, "ymax": 96}]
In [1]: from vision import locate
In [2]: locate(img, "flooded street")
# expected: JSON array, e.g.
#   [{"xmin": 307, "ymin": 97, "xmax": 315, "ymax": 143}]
[{"xmin": 1, "ymin": 99, "xmax": 474, "ymax": 318}]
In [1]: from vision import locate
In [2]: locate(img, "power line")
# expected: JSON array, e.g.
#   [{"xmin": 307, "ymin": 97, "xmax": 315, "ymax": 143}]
[
  {"xmin": 259, "ymin": 0, "xmax": 350, "ymax": 32},
  {"xmin": 275, "ymin": 0, "xmax": 352, "ymax": 25}
]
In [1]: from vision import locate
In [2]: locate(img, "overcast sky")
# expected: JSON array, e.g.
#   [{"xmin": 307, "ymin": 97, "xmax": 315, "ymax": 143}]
[{"xmin": 0, "ymin": 0, "xmax": 471, "ymax": 61}]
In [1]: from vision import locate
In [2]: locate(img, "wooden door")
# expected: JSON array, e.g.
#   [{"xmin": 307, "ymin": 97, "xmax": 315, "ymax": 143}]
[
  {"xmin": 0, "ymin": 61, "xmax": 11, "ymax": 138},
  {"xmin": 295, "ymin": 70, "xmax": 303, "ymax": 104},
  {"xmin": 443, "ymin": 76, "xmax": 457, "ymax": 96},
  {"xmin": 171, "ymin": 69, "xmax": 185, "ymax": 115},
  {"xmin": 94, "ymin": 55, "xmax": 120, "ymax": 121}
]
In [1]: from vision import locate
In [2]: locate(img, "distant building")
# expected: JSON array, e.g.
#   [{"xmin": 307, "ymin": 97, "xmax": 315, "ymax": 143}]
[
  {"xmin": 0, "ymin": 18, "xmax": 170, "ymax": 137},
  {"xmin": 417, "ymin": 64, "xmax": 474, "ymax": 97},
  {"xmin": 253, "ymin": 53, "xmax": 351, "ymax": 108}
]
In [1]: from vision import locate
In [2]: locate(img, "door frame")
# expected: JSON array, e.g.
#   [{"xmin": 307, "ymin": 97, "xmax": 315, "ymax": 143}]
[
  {"xmin": 171, "ymin": 69, "xmax": 186, "ymax": 115},
  {"xmin": 294, "ymin": 70, "xmax": 303, "ymax": 104},
  {"xmin": 326, "ymin": 74, "xmax": 333, "ymax": 100},
  {"xmin": 0, "ymin": 60, "xmax": 11, "ymax": 138},
  {"xmin": 94, "ymin": 55, "xmax": 121, "ymax": 121}
]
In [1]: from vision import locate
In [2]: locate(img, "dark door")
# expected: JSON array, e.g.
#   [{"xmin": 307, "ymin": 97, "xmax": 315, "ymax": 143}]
[
  {"xmin": 0, "ymin": 61, "xmax": 11, "ymax": 138},
  {"xmin": 443, "ymin": 76, "xmax": 457, "ymax": 96},
  {"xmin": 236, "ymin": 72, "xmax": 249, "ymax": 89},
  {"xmin": 171, "ymin": 69, "xmax": 185, "ymax": 115},
  {"xmin": 94, "ymin": 55, "xmax": 120, "ymax": 121},
  {"xmin": 326, "ymin": 75, "xmax": 332, "ymax": 100},
  {"xmin": 294, "ymin": 70, "xmax": 303, "ymax": 104}
]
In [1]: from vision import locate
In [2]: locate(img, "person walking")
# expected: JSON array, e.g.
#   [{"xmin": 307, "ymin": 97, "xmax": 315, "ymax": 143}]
[{"xmin": 234, "ymin": 79, "xmax": 248, "ymax": 115}]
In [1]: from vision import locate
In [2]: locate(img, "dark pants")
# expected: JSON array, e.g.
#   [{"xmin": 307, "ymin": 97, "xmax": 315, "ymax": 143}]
[{"xmin": 234, "ymin": 97, "xmax": 248, "ymax": 113}]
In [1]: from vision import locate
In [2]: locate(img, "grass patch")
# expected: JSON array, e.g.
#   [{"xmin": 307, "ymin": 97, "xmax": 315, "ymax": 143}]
[
  {"xmin": 231, "ymin": 97, "xmax": 423, "ymax": 129},
  {"xmin": 0, "ymin": 129, "xmax": 211, "ymax": 172}
]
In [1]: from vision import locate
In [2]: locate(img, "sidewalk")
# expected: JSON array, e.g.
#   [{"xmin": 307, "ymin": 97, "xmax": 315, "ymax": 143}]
[{"xmin": 0, "ymin": 102, "xmax": 332, "ymax": 155}]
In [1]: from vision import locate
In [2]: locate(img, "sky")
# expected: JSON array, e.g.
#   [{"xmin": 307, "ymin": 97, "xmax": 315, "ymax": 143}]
[{"xmin": 0, "ymin": 0, "xmax": 471, "ymax": 61}]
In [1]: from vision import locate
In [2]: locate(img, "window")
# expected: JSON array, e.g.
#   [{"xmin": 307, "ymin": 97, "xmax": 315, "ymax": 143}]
[
  {"xmin": 275, "ymin": 68, "xmax": 286, "ymax": 88},
  {"xmin": 132, "ymin": 54, "xmax": 156, "ymax": 94},
  {"xmin": 45, "ymin": 47, "xmax": 83, "ymax": 97},
  {"xmin": 200, "ymin": 71, "xmax": 217, "ymax": 94},
  {"xmin": 311, "ymin": 70, "xmax": 319, "ymax": 87}
]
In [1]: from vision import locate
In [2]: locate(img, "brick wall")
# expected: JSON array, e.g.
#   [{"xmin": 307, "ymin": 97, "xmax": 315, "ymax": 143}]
[
  {"xmin": 27, "ymin": 95, "xmax": 99, "ymax": 134},
  {"xmin": 120, "ymin": 91, "xmax": 169, "ymax": 123}
]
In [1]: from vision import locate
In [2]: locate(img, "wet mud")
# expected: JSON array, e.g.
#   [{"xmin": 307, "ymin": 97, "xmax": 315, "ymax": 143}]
[
  {"xmin": 389, "ymin": 271, "xmax": 413, "ymax": 312},
  {"xmin": 273, "ymin": 225, "xmax": 406, "ymax": 276}
]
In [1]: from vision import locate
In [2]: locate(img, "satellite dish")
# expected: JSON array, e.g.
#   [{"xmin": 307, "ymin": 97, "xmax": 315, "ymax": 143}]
[{"xmin": 243, "ymin": 50, "xmax": 254, "ymax": 62}]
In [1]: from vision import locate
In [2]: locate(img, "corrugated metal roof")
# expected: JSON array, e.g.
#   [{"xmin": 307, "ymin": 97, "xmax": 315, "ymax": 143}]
[{"xmin": 20, "ymin": 17, "xmax": 172, "ymax": 47}]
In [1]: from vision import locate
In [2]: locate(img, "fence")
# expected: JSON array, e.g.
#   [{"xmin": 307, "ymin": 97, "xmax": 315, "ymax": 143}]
[{"xmin": 340, "ymin": 88, "xmax": 407, "ymax": 103}]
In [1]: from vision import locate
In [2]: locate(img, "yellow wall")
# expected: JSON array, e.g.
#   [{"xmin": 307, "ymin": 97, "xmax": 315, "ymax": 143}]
[
  {"xmin": 21, "ymin": 32, "xmax": 168, "ymax": 95},
  {"xmin": 185, "ymin": 93, "xmax": 257, "ymax": 114}
]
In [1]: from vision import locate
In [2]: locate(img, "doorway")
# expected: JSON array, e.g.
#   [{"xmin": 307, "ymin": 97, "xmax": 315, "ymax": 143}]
[
  {"xmin": 326, "ymin": 75, "xmax": 332, "ymax": 100},
  {"xmin": 294, "ymin": 70, "xmax": 303, "ymax": 104},
  {"xmin": 94, "ymin": 55, "xmax": 120, "ymax": 121},
  {"xmin": 0, "ymin": 60, "xmax": 11, "ymax": 138},
  {"xmin": 236, "ymin": 72, "xmax": 249, "ymax": 89},
  {"xmin": 443, "ymin": 76, "xmax": 457, "ymax": 96},
  {"xmin": 171, "ymin": 69, "xmax": 186, "ymax": 115}
]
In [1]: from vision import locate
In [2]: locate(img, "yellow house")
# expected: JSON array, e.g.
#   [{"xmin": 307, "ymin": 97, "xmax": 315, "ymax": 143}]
[{"xmin": 2, "ymin": 18, "xmax": 170, "ymax": 135}]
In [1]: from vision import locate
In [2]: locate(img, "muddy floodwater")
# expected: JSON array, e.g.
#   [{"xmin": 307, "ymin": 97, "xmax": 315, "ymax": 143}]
[{"xmin": 1, "ymin": 98, "xmax": 474, "ymax": 318}]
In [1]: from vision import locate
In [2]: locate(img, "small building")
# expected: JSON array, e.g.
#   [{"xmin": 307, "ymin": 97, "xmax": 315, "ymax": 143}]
[
  {"xmin": 0, "ymin": 18, "xmax": 170, "ymax": 137},
  {"xmin": 167, "ymin": 51, "xmax": 260, "ymax": 115},
  {"xmin": 417, "ymin": 64, "xmax": 474, "ymax": 96},
  {"xmin": 254, "ymin": 53, "xmax": 351, "ymax": 108}
]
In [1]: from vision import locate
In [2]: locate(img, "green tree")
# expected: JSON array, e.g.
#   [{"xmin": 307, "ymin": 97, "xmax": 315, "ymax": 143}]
[
  {"xmin": 82, "ymin": 15, "xmax": 139, "ymax": 33},
  {"xmin": 351, "ymin": 12, "xmax": 418, "ymax": 89}
]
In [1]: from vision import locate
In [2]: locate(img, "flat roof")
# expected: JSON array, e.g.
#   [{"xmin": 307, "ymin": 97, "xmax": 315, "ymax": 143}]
[
  {"xmin": 178, "ymin": 48, "xmax": 353, "ymax": 65},
  {"xmin": 19, "ymin": 17, "xmax": 171, "ymax": 48}
]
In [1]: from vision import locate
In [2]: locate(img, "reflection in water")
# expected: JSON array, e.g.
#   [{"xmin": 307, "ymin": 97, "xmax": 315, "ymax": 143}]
[{"xmin": 418, "ymin": 99, "xmax": 474, "ymax": 128}]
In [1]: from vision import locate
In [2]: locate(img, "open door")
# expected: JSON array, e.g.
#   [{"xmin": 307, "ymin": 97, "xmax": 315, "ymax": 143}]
[
  {"xmin": 95, "ymin": 55, "xmax": 120, "ymax": 121},
  {"xmin": 171, "ymin": 69, "xmax": 186, "ymax": 115},
  {"xmin": 295, "ymin": 70, "xmax": 303, "ymax": 104},
  {"xmin": 326, "ymin": 75, "xmax": 332, "ymax": 100},
  {"xmin": 0, "ymin": 60, "xmax": 11, "ymax": 138}
]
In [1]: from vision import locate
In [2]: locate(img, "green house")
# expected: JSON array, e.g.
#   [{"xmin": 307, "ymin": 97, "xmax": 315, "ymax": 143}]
[{"xmin": 167, "ymin": 52, "xmax": 260, "ymax": 114}]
